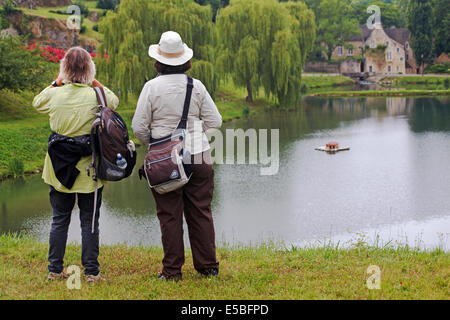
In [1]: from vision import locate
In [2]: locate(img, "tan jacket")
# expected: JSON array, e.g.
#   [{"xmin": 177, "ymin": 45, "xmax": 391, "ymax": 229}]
[{"xmin": 132, "ymin": 74, "xmax": 222, "ymax": 154}]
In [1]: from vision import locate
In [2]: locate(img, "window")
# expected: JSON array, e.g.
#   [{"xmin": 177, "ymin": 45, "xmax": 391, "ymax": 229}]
[
  {"xmin": 400, "ymin": 57, "xmax": 403, "ymax": 61},
  {"xmin": 371, "ymin": 40, "xmax": 375, "ymax": 48},
  {"xmin": 406, "ymin": 54, "xmax": 409, "ymax": 61},
  {"xmin": 397, "ymin": 48, "xmax": 400, "ymax": 53},
  {"xmin": 386, "ymin": 41, "xmax": 389, "ymax": 47},
  {"xmin": 369, "ymin": 65, "xmax": 373, "ymax": 72},
  {"xmin": 396, "ymin": 66, "xmax": 399, "ymax": 72},
  {"xmin": 387, "ymin": 51, "xmax": 392, "ymax": 61},
  {"xmin": 337, "ymin": 45, "xmax": 343, "ymax": 56},
  {"xmin": 405, "ymin": 42, "xmax": 409, "ymax": 50},
  {"xmin": 348, "ymin": 48, "xmax": 353, "ymax": 56},
  {"xmin": 388, "ymin": 65, "xmax": 392, "ymax": 72}
]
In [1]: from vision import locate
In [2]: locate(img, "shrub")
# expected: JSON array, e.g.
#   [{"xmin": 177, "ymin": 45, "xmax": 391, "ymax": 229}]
[
  {"xmin": 97, "ymin": 0, "xmax": 119, "ymax": 10},
  {"xmin": 0, "ymin": 36, "xmax": 51, "ymax": 91},
  {"xmin": 425, "ymin": 63, "xmax": 450, "ymax": 74},
  {"xmin": 242, "ymin": 106, "xmax": 250, "ymax": 116},
  {"xmin": 93, "ymin": 24, "xmax": 99, "ymax": 32},
  {"xmin": 8, "ymin": 158, "xmax": 24, "ymax": 178},
  {"xmin": 444, "ymin": 78, "xmax": 449, "ymax": 89},
  {"xmin": 73, "ymin": 1, "xmax": 89, "ymax": 17},
  {"xmin": 300, "ymin": 83, "xmax": 308, "ymax": 94}
]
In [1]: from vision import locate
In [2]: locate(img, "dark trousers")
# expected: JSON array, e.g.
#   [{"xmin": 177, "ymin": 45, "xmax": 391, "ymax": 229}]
[
  {"xmin": 48, "ymin": 186, "xmax": 103, "ymax": 276},
  {"xmin": 151, "ymin": 152, "xmax": 219, "ymax": 278}
]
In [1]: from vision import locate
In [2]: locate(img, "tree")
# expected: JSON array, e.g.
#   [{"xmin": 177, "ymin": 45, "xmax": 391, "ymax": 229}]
[
  {"xmin": 193, "ymin": 0, "xmax": 220, "ymax": 21},
  {"xmin": 216, "ymin": 0, "xmax": 315, "ymax": 107},
  {"xmin": 351, "ymin": 1, "xmax": 406, "ymax": 28},
  {"xmin": 0, "ymin": 36, "xmax": 50, "ymax": 91},
  {"xmin": 97, "ymin": 0, "xmax": 119, "ymax": 10},
  {"xmin": 97, "ymin": 0, "xmax": 217, "ymax": 101},
  {"xmin": 431, "ymin": 0, "xmax": 450, "ymax": 57},
  {"xmin": 407, "ymin": 0, "xmax": 433, "ymax": 73},
  {"xmin": 306, "ymin": 0, "xmax": 360, "ymax": 61}
]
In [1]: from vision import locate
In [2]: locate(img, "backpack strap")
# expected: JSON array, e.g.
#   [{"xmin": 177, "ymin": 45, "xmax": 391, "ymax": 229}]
[
  {"xmin": 176, "ymin": 76, "xmax": 194, "ymax": 130},
  {"xmin": 89, "ymin": 86, "xmax": 107, "ymax": 234},
  {"xmin": 94, "ymin": 86, "xmax": 108, "ymax": 108}
]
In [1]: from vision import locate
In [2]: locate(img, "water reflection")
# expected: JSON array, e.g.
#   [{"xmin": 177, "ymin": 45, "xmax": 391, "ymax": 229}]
[{"xmin": 1, "ymin": 96, "xmax": 449, "ymax": 250}]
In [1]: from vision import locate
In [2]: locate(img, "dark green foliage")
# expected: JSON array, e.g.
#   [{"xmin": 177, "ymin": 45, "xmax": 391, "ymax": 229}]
[
  {"xmin": 73, "ymin": 0, "xmax": 89, "ymax": 17},
  {"xmin": 425, "ymin": 63, "xmax": 450, "ymax": 74},
  {"xmin": 97, "ymin": 0, "xmax": 120, "ymax": 10},
  {"xmin": 407, "ymin": 0, "xmax": 434, "ymax": 70},
  {"xmin": 93, "ymin": 24, "xmax": 99, "ymax": 32},
  {"xmin": 350, "ymin": 1, "xmax": 406, "ymax": 28},
  {"xmin": 431, "ymin": 0, "xmax": 450, "ymax": 57},
  {"xmin": 0, "ymin": 36, "xmax": 52, "ymax": 91},
  {"xmin": 1, "ymin": 0, "xmax": 19, "ymax": 15}
]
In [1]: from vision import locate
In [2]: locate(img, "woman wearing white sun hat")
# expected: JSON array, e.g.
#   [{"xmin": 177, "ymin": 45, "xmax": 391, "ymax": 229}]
[{"xmin": 132, "ymin": 31, "xmax": 222, "ymax": 281}]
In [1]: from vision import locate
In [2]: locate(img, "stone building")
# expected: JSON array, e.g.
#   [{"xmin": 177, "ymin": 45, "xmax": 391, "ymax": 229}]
[{"xmin": 330, "ymin": 23, "xmax": 417, "ymax": 74}]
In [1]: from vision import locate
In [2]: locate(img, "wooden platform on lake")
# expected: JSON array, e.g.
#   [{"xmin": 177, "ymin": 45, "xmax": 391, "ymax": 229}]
[{"xmin": 315, "ymin": 146, "xmax": 350, "ymax": 153}]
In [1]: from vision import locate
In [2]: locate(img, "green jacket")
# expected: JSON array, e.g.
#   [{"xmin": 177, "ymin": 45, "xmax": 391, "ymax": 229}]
[{"xmin": 33, "ymin": 83, "xmax": 119, "ymax": 193}]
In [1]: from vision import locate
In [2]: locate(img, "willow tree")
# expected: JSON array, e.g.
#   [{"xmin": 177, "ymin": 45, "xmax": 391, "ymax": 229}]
[
  {"xmin": 216, "ymin": 0, "xmax": 315, "ymax": 108},
  {"xmin": 97, "ymin": 0, "xmax": 217, "ymax": 101}
]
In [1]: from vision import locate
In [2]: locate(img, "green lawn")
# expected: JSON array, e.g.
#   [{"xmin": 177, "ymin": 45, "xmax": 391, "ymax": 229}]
[
  {"xmin": 301, "ymin": 76, "xmax": 355, "ymax": 89},
  {"xmin": 0, "ymin": 234, "xmax": 448, "ymax": 300},
  {"xmin": 310, "ymin": 89, "xmax": 450, "ymax": 97}
]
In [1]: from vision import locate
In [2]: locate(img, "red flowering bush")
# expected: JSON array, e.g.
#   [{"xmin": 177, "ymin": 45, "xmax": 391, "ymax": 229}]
[{"xmin": 25, "ymin": 44, "xmax": 108, "ymax": 63}]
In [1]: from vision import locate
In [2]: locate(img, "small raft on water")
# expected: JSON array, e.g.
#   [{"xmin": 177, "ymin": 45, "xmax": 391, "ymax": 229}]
[{"xmin": 315, "ymin": 142, "xmax": 350, "ymax": 153}]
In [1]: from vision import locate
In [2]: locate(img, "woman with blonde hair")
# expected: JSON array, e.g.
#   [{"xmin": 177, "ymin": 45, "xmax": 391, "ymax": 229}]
[{"xmin": 33, "ymin": 46, "xmax": 119, "ymax": 283}]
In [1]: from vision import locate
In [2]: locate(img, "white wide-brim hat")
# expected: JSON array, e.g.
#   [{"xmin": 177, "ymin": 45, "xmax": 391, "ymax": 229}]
[{"xmin": 148, "ymin": 31, "xmax": 193, "ymax": 66}]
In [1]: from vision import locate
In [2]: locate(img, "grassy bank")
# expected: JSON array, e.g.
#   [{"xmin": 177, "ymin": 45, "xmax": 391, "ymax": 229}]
[
  {"xmin": 380, "ymin": 76, "xmax": 450, "ymax": 87},
  {"xmin": 0, "ymin": 234, "xmax": 448, "ymax": 300},
  {"xmin": 301, "ymin": 75, "xmax": 355, "ymax": 91},
  {"xmin": 310, "ymin": 89, "xmax": 450, "ymax": 97}
]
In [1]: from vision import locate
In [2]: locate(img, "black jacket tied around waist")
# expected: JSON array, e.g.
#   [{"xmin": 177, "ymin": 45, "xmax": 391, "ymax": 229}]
[{"xmin": 48, "ymin": 132, "xmax": 92, "ymax": 190}]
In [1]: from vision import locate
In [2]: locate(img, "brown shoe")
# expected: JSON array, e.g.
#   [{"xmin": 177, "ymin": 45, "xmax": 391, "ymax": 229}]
[
  {"xmin": 48, "ymin": 271, "xmax": 70, "ymax": 281},
  {"xmin": 85, "ymin": 273, "xmax": 107, "ymax": 284}
]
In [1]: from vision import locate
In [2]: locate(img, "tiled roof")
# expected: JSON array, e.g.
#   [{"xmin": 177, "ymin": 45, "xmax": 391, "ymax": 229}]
[
  {"xmin": 348, "ymin": 25, "xmax": 373, "ymax": 41},
  {"xmin": 347, "ymin": 25, "xmax": 410, "ymax": 45},
  {"xmin": 384, "ymin": 27, "xmax": 410, "ymax": 45}
]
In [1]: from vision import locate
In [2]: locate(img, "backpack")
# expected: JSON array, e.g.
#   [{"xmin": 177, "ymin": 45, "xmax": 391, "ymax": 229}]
[
  {"xmin": 86, "ymin": 86, "xmax": 137, "ymax": 232},
  {"xmin": 139, "ymin": 75, "xmax": 194, "ymax": 194}
]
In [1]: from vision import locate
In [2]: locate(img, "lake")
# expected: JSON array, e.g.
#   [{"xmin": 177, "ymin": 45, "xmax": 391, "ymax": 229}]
[{"xmin": 1, "ymin": 96, "xmax": 449, "ymax": 250}]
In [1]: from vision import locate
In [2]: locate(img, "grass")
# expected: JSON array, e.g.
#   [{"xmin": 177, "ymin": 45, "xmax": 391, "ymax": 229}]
[
  {"xmin": 380, "ymin": 75, "xmax": 450, "ymax": 86},
  {"xmin": 310, "ymin": 89, "xmax": 450, "ymax": 97},
  {"xmin": 0, "ymin": 234, "xmax": 448, "ymax": 300},
  {"xmin": 301, "ymin": 76, "xmax": 355, "ymax": 89}
]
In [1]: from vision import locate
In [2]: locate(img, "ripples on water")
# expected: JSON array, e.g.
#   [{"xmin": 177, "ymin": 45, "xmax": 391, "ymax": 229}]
[{"xmin": 1, "ymin": 96, "xmax": 449, "ymax": 250}]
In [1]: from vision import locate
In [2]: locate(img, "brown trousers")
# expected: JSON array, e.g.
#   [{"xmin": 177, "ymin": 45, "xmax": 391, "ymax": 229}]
[{"xmin": 151, "ymin": 151, "xmax": 219, "ymax": 278}]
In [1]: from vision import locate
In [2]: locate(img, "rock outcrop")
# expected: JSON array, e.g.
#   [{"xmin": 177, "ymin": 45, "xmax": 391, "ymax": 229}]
[
  {"xmin": 14, "ymin": 0, "xmax": 72, "ymax": 9},
  {"xmin": 4, "ymin": 11, "xmax": 80, "ymax": 50}
]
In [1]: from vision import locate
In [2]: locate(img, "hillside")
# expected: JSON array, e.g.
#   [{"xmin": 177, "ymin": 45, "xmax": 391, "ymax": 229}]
[{"xmin": 1, "ymin": 0, "xmax": 105, "ymax": 51}]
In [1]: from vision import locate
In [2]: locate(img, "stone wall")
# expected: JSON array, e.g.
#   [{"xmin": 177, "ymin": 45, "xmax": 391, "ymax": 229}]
[
  {"xmin": 304, "ymin": 61, "xmax": 339, "ymax": 74},
  {"xmin": 364, "ymin": 28, "xmax": 406, "ymax": 74},
  {"xmin": 339, "ymin": 60, "xmax": 361, "ymax": 73}
]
